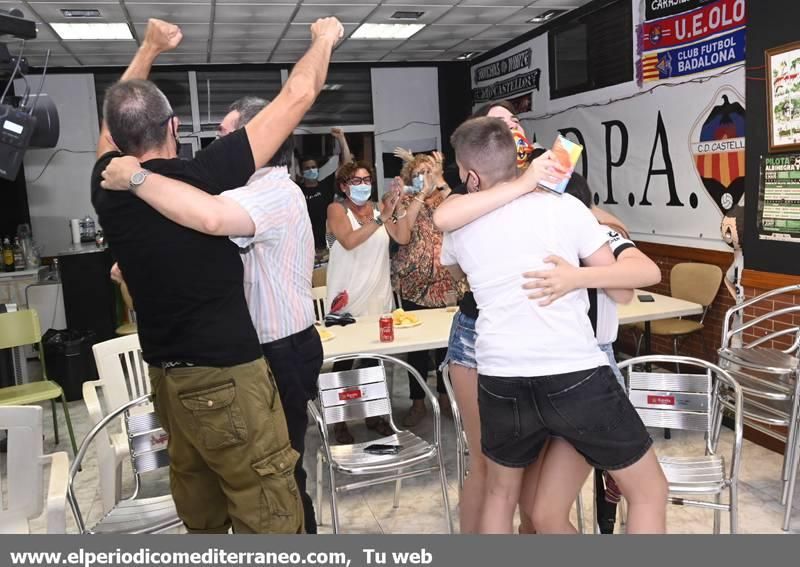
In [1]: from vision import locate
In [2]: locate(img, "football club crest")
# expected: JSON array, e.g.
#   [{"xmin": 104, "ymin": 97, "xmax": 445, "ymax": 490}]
[{"xmin": 689, "ymin": 86, "xmax": 746, "ymax": 215}]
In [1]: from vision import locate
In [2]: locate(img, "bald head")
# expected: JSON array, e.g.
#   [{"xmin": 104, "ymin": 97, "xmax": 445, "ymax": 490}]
[{"xmin": 103, "ymin": 79, "xmax": 174, "ymax": 156}]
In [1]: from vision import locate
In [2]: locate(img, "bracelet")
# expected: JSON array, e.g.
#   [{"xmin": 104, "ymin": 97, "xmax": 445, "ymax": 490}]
[
  {"xmin": 414, "ymin": 196, "xmax": 426, "ymax": 205},
  {"xmin": 374, "ymin": 216, "xmax": 384, "ymax": 226}
]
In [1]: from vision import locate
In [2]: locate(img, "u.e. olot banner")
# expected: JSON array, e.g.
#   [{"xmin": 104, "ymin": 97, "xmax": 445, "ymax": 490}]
[{"xmin": 638, "ymin": 0, "xmax": 746, "ymax": 84}]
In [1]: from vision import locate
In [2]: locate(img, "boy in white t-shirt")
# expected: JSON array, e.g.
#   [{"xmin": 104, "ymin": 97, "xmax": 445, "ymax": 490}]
[{"xmin": 440, "ymin": 117, "xmax": 667, "ymax": 534}]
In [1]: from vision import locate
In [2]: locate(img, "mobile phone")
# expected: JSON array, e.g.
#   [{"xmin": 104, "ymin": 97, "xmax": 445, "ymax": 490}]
[
  {"xmin": 364, "ymin": 444, "xmax": 403, "ymax": 455},
  {"xmin": 638, "ymin": 294, "xmax": 655, "ymax": 302}
]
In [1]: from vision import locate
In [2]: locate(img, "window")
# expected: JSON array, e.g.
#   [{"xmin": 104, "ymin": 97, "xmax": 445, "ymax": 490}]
[
  {"xmin": 300, "ymin": 67, "xmax": 373, "ymax": 127},
  {"xmin": 548, "ymin": 0, "xmax": 633, "ymax": 99},
  {"xmin": 196, "ymin": 70, "xmax": 283, "ymax": 132}
]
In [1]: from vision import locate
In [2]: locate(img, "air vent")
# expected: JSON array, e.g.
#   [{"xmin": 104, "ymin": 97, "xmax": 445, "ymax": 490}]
[
  {"xmin": 391, "ymin": 11, "xmax": 424, "ymax": 20},
  {"xmin": 529, "ymin": 9, "xmax": 567, "ymax": 24},
  {"xmin": 60, "ymin": 9, "xmax": 102, "ymax": 18}
]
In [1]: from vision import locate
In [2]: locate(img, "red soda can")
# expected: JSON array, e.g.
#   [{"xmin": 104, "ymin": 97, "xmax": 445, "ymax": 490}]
[{"xmin": 379, "ymin": 315, "xmax": 395, "ymax": 342}]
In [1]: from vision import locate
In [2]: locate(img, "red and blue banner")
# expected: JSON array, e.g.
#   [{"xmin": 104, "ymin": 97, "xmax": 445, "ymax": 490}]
[
  {"xmin": 643, "ymin": 0, "xmax": 746, "ymax": 51},
  {"xmin": 641, "ymin": 27, "xmax": 745, "ymax": 82}
]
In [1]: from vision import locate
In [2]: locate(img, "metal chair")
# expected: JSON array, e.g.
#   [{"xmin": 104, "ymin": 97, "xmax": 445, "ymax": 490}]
[
  {"xmin": 68, "ymin": 394, "xmax": 180, "ymax": 534},
  {"xmin": 312, "ymin": 286, "xmax": 327, "ymax": 322},
  {"xmin": 718, "ymin": 284, "xmax": 800, "ymax": 531},
  {"xmin": 440, "ymin": 364, "xmax": 587, "ymax": 533},
  {"xmin": 635, "ymin": 263, "xmax": 723, "ymax": 360},
  {"xmin": 0, "ymin": 406, "xmax": 69, "ymax": 534},
  {"xmin": 309, "ymin": 353, "xmax": 452, "ymax": 534},
  {"xmin": 0, "ymin": 309, "xmax": 77, "ymax": 455},
  {"xmin": 617, "ymin": 355, "xmax": 744, "ymax": 533},
  {"xmin": 83, "ymin": 334, "xmax": 155, "ymax": 514}
]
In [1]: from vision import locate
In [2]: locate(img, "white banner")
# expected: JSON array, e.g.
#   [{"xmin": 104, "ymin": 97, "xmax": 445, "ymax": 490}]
[{"xmin": 524, "ymin": 74, "xmax": 745, "ymax": 250}]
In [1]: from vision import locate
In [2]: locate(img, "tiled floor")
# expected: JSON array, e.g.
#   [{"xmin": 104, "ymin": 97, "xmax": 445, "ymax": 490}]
[{"xmin": 3, "ymin": 362, "xmax": 800, "ymax": 534}]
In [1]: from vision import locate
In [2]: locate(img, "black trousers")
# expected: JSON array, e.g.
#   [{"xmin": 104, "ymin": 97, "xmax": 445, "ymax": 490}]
[
  {"xmin": 262, "ymin": 326, "xmax": 324, "ymax": 534},
  {"xmin": 401, "ymin": 298, "xmax": 447, "ymax": 400}
]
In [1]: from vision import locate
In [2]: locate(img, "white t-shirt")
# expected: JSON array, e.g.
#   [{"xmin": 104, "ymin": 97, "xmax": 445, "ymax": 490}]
[
  {"xmin": 592, "ymin": 226, "xmax": 636, "ymax": 345},
  {"xmin": 440, "ymin": 191, "xmax": 610, "ymax": 377}
]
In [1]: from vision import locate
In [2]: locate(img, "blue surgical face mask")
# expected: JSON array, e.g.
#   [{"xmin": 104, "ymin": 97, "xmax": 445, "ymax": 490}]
[
  {"xmin": 412, "ymin": 174, "xmax": 425, "ymax": 191},
  {"xmin": 349, "ymin": 184, "xmax": 372, "ymax": 205},
  {"xmin": 303, "ymin": 168, "xmax": 319, "ymax": 181}
]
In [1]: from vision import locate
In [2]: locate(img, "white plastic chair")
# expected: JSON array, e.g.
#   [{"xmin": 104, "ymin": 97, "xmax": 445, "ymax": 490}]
[
  {"xmin": 0, "ymin": 406, "xmax": 69, "ymax": 534},
  {"xmin": 83, "ymin": 334, "xmax": 152, "ymax": 514}
]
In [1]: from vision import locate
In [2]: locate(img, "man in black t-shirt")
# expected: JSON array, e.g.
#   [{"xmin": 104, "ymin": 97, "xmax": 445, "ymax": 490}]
[
  {"xmin": 91, "ymin": 17, "xmax": 343, "ymax": 534},
  {"xmin": 298, "ymin": 128, "xmax": 352, "ymax": 250}
]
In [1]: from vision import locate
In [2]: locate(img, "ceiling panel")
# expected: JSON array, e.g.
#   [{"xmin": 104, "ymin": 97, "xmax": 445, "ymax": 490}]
[
  {"xmin": 473, "ymin": 24, "xmax": 539, "ymax": 40},
  {"xmin": 294, "ymin": 3, "xmax": 375, "ymax": 23},
  {"xmin": 126, "ymin": 4, "xmax": 212, "ymax": 24},
  {"xmin": 212, "ymin": 38, "xmax": 278, "ymax": 52},
  {"xmin": 16, "ymin": 40, "xmax": 62, "ymax": 55},
  {"xmin": 25, "ymin": 54, "xmax": 80, "ymax": 67},
  {"xmin": 12, "ymin": 0, "xmax": 589, "ymax": 67},
  {"xmin": 213, "ymin": 23, "xmax": 286, "ymax": 40},
  {"xmin": 436, "ymin": 5, "xmax": 525, "ymax": 25},
  {"xmin": 215, "ymin": 3, "xmax": 298, "ymax": 23}
]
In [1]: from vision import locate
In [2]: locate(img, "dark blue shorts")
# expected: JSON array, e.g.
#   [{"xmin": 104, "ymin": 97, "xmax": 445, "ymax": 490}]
[{"xmin": 478, "ymin": 366, "xmax": 652, "ymax": 470}]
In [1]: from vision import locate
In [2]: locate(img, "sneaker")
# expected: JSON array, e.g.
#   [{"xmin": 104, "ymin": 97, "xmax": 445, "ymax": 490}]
[{"xmin": 403, "ymin": 402, "xmax": 427, "ymax": 427}]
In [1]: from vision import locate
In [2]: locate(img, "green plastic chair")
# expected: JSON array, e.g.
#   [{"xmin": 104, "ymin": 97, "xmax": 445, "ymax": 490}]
[{"xmin": 0, "ymin": 309, "xmax": 78, "ymax": 454}]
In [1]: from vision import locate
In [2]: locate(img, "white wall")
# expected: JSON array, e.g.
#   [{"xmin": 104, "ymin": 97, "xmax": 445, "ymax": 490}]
[
  {"xmin": 19, "ymin": 74, "xmax": 100, "ymax": 257},
  {"xmin": 470, "ymin": 1, "xmax": 746, "ymax": 251},
  {"xmin": 371, "ymin": 67, "xmax": 440, "ymax": 195}
]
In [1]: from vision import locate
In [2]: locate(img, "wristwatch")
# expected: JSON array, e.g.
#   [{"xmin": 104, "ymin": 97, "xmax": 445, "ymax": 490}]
[
  {"xmin": 129, "ymin": 169, "xmax": 151, "ymax": 194},
  {"xmin": 374, "ymin": 216, "xmax": 385, "ymax": 226}
]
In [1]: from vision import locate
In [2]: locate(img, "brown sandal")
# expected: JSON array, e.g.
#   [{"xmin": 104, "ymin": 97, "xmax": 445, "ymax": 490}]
[{"xmin": 365, "ymin": 416, "xmax": 394, "ymax": 437}]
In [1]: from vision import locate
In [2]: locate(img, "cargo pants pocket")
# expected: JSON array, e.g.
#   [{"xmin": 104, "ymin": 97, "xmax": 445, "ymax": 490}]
[
  {"xmin": 252, "ymin": 445, "xmax": 303, "ymax": 534},
  {"xmin": 178, "ymin": 380, "xmax": 249, "ymax": 450}
]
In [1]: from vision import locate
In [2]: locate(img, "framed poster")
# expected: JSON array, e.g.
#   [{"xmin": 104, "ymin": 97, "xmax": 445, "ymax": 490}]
[
  {"xmin": 758, "ymin": 153, "xmax": 800, "ymax": 242},
  {"xmin": 766, "ymin": 41, "xmax": 800, "ymax": 152}
]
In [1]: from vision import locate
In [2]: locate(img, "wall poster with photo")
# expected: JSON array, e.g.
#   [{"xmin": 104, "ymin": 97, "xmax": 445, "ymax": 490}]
[{"xmin": 766, "ymin": 41, "xmax": 800, "ymax": 152}]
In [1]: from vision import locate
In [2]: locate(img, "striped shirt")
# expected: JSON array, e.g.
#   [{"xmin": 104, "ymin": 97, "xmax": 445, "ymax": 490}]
[{"xmin": 222, "ymin": 167, "xmax": 316, "ymax": 344}]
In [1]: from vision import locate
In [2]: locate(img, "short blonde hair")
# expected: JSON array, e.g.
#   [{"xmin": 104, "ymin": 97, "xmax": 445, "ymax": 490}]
[{"xmin": 399, "ymin": 154, "xmax": 435, "ymax": 185}]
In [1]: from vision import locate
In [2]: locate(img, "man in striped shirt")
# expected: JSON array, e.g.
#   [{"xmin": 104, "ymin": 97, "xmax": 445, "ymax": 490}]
[{"xmin": 99, "ymin": 97, "xmax": 322, "ymax": 533}]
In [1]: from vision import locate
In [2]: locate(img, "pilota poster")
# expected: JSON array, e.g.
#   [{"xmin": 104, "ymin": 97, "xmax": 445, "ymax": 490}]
[
  {"xmin": 641, "ymin": 27, "xmax": 745, "ymax": 82},
  {"xmin": 759, "ymin": 154, "xmax": 800, "ymax": 242},
  {"xmin": 642, "ymin": 0, "xmax": 745, "ymax": 51}
]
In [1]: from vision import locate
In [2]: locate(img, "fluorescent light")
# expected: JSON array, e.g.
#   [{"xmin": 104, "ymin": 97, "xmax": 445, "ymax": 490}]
[
  {"xmin": 51, "ymin": 22, "xmax": 133, "ymax": 40},
  {"xmin": 351, "ymin": 23, "xmax": 425, "ymax": 40},
  {"xmin": 456, "ymin": 51, "xmax": 478, "ymax": 60},
  {"xmin": 322, "ymin": 83, "xmax": 342, "ymax": 91}
]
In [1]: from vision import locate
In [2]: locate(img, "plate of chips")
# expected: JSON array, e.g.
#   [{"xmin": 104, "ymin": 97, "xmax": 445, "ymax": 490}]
[
  {"xmin": 317, "ymin": 326, "xmax": 336, "ymax": 342},
  {"xmin": 392, "ymin": 309, "xmax": 422, "ymax": 328}
]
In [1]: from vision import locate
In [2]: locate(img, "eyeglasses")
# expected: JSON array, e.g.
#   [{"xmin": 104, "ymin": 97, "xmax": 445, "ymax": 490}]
[{"xmin": 347, "ymin": 176, "xmax": 372, "ymax": 186}]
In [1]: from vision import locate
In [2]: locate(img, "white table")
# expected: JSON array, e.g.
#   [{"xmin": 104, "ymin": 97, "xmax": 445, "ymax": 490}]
[
  {"xmin": 322, "ymin": 291, "xmax": 703, "ymax": 359},
  {"xmin": 322, "ymin": 308, "xmax": 456, "ymax": 358}
]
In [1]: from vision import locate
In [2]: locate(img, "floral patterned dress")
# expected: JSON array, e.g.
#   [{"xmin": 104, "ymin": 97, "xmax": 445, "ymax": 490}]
[{"xmin": 391, "ymin": 194, "xmax": 456, "ymax": 308}]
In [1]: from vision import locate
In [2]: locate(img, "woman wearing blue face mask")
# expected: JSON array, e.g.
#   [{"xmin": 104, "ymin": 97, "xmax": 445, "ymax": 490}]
[{"xmin": 325, "ymin": 160, "xmax": 404, "ymax": 443}]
